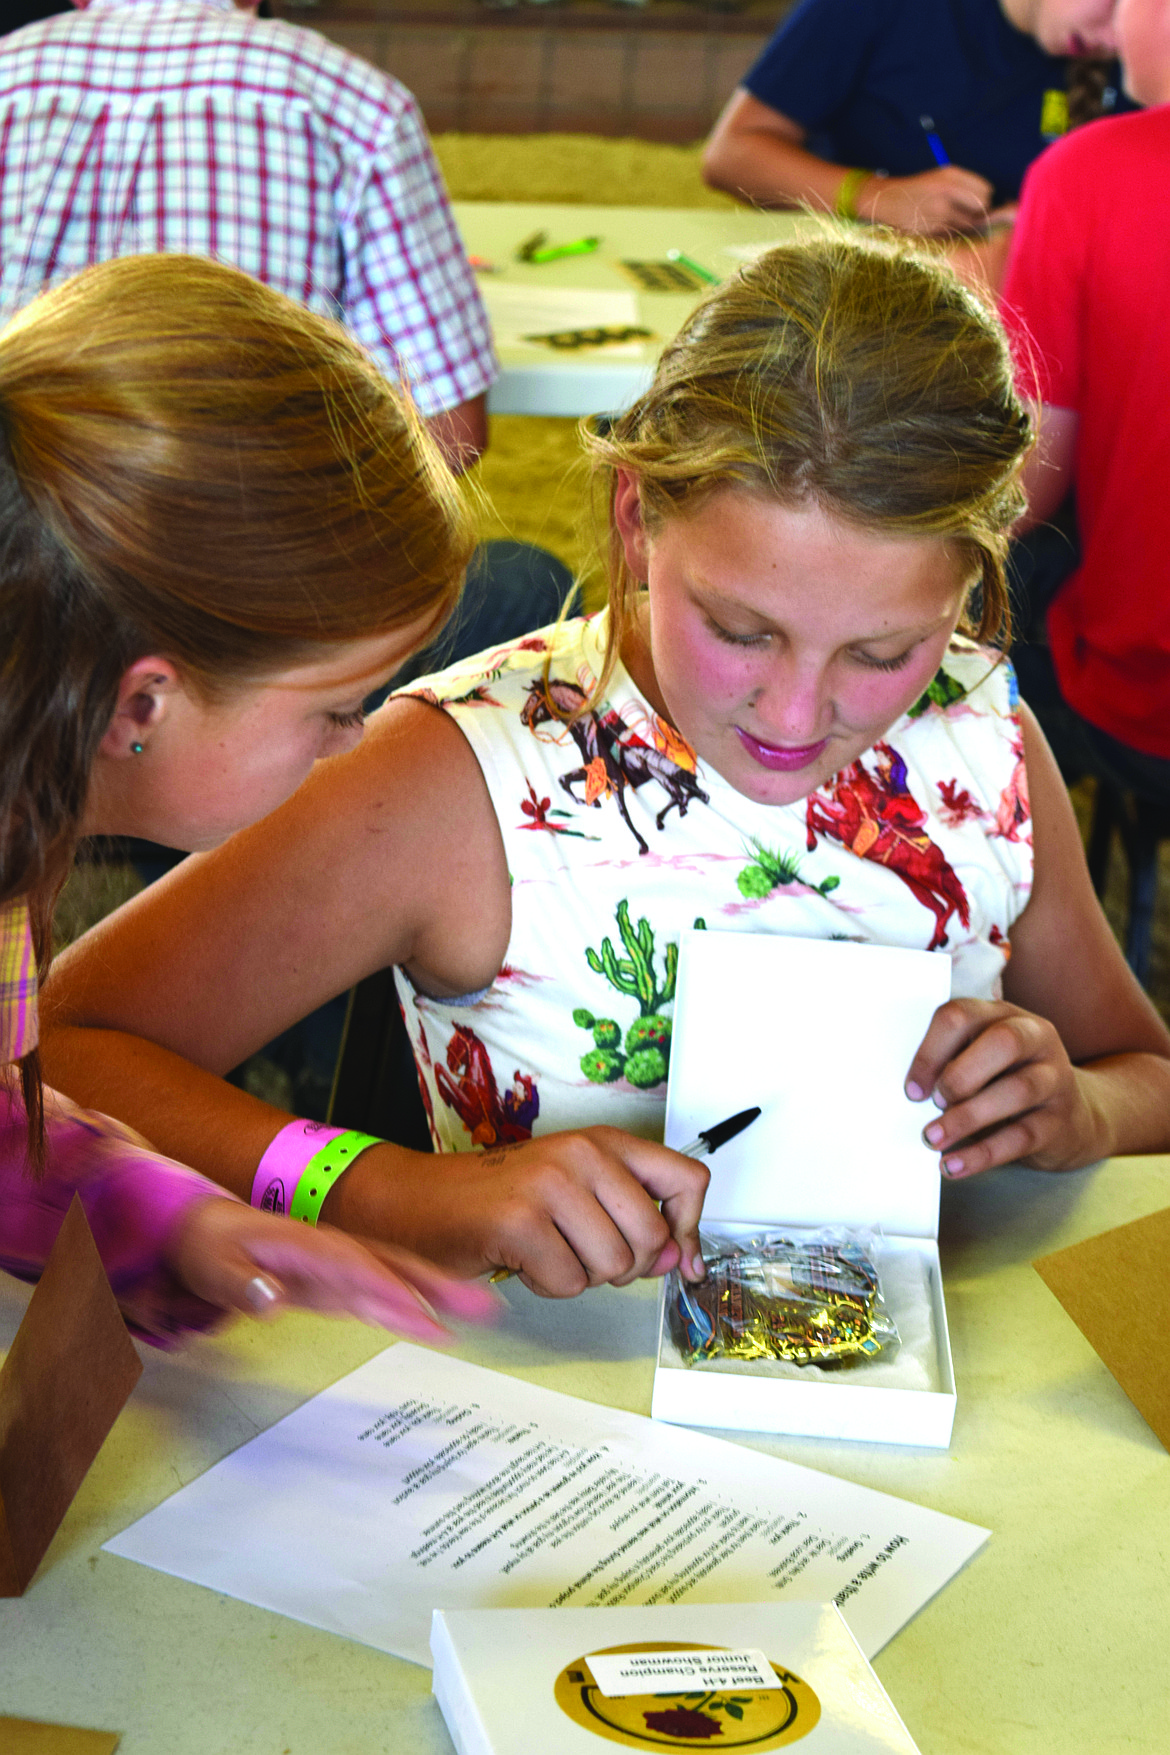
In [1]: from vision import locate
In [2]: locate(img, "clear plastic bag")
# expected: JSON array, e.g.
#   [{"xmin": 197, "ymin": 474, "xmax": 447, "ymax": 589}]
[{"xmin": 668, "ymin": 1228, "xmax": 901, "ymax": 1370}]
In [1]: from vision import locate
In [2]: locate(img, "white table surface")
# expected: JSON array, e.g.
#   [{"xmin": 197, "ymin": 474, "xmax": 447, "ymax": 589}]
[
  {"xmin": 452, "ymin": 202, "xmax": 820, "ymax": 417},
  {"xmin": 2, "ymin": 1155, "xmax": 1169, "ymax": 1754}
]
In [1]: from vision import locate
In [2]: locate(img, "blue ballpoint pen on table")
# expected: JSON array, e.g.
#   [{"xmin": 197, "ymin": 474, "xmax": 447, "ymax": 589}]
[
  {"xmin": 487, "ymin": 1105, "xmax": 761, "ymax": 1283},
  {"xmin": 919, "ymin": 115, "xmax": 950, "ymax": 166}
]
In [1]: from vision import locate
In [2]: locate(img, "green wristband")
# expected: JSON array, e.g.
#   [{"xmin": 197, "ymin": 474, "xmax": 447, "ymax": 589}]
[
  {"xmin": 289, "ymin": 1130, "xmax": 383, "ymax": 1225},
  {"xmin": 835, "ymin": 167, "xmax": 871, "ymax": 221}
]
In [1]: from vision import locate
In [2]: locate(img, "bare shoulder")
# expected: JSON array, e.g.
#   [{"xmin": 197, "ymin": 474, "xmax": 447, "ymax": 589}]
[
  {"xmin": 208, "ymin": 690, "xmax": 514, "ymax": 998},
  {"xmin": 319, "ymin": 692, "xmax": 498, "ymax": 846},
  {"xmin": 360, "ymin": 695, "xmax": 512, "ymax": 994}
]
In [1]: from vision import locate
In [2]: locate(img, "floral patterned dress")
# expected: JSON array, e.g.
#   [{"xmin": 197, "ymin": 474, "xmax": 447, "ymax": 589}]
[{"xmin": 395, "ymin": 612, "xmax": 1033, "ymax": 1152}]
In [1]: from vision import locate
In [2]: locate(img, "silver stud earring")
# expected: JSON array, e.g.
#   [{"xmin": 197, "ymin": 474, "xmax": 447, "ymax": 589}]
[{"xmin": 130, "ymin": 741, "xmax": 144, "ymax": 755}]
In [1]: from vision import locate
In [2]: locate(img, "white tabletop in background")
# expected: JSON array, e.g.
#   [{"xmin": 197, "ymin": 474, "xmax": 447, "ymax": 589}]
[
  {"xmin": 2, "ymin": 1154, "xmax": 1168, "ymax": 1754},
  {"xmin": 452, "ymin": 202, "xmax": 819, "ymax": 417}
]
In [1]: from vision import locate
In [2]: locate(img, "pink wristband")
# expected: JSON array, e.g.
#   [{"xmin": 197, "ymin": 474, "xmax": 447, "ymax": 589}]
[{"xmin": 251, "ymin": 1120, "xmax": 345, "ymax": 1216}]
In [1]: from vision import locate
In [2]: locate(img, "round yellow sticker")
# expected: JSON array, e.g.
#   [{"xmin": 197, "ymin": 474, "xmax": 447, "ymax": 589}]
[{"xmin": 553, "ymin": 1642, "xmax": 822, "ymax": 1750}]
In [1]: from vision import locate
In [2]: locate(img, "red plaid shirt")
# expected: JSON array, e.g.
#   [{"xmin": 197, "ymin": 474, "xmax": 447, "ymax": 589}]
[{"xmin": 0, "ymin": 0, "xmax": 496, "ymax": 416}]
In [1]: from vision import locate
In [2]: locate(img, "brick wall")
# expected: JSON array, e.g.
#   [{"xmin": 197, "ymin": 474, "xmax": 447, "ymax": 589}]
[{"xmin": 271, "ymin": 1, "xmax": 789, "ymax": 141}]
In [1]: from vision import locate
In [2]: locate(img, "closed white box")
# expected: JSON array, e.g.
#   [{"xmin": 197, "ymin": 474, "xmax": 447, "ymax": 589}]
[
  {"xmin": 431, "ymin": 1601, "xmax": 923, "ymax": 1754},
  {"xmin": 651, "ymin": 932, "xmax": 957, "ymax": 1448}
]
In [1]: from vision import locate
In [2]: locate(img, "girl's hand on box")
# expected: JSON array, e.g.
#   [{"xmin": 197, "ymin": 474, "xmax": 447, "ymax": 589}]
[
  {"xmin": 903, "ymin": 708, "xmax": 1170, "ymax": 1180},
  {"xmin": 904, "ymin": 997, "xmax": 1104, "ymax": 1179}
]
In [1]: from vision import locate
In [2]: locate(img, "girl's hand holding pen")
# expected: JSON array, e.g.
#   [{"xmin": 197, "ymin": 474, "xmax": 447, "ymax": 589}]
[
  {"xmin": 345, "ymin": 1127, "xmax": 710, "ymax": 1299},
  {"xmin": 487, "ymin": 1108, "xmax": 759, "ymax": 1287}
]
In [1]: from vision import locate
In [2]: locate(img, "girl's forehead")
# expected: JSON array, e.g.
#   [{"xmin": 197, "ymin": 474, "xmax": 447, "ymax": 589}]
[
  {"xmin": 664, "ymin": 489, "xmax": 954, "ymax": 563},
  {"xmin": 654, "ymin": 493, "xmax": 969, "ymax": 625},
  {"xmin": 269, "ymin": 626, "xmax": 429, "ymax": 696}
]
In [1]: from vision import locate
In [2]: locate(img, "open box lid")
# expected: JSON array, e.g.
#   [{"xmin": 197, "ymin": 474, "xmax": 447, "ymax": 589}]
[{"xmin": 664, "ymin": 932, "xmax": 953, "ymax": 1242}]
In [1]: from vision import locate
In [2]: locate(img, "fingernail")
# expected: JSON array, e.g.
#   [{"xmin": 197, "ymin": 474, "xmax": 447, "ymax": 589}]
[
  {"xmin": 932, "ymin": 1090, "xmax": 948, "ymax": 1110},
  {"xmin": 409, "ymin": 1288, "xmax": 441, "ymax": 1326},
  {"xmin": 905, "ymin": 1079, "xmax": 925, "ymax": 1101},
  {"xmin": 942, "ymin": 1156, "xmax": 965, "ymax": 1178},
  {"xmin": 245, "ymin": 1275, "xmax": 280, "ymax": 1312},
  {"xmin": 924, "ymin": 1121, "xmax": 944, "ymax": 1146},
  {"xmin": 690, "ymin": 1254, "xmax": 706, "ymax": 1280}
]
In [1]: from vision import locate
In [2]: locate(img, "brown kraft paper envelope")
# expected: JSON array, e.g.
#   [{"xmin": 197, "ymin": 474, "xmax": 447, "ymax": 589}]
[
  {"xmin": 0, "ymin": 1194, "xmax": 142, "ymax": 1595},
  {"xmin": 1034, "ymin": 1204, "xmax": 1170, "ymax": 1452},
  {"xmin": 0, "ymin": 1721, "xmax": 120, "ymax": 1754}
]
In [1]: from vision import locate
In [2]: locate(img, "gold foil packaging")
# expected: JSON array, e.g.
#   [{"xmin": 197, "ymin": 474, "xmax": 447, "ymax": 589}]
[{"xmin": 670, "ymin": 1231, "xmax": 900, "ymax": 1369}]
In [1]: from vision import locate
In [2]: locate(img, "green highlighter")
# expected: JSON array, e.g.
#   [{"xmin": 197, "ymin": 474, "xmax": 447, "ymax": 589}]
[
  {"xmin": 666, "ymin": 248, "xmax": 720, "ymax": 286},
  {"xmin": 517, "ymin": 229, "xmax": 602, "ymax": 265},
  {"xmin": 529, "ymin": 235, "xmax": 601, "ymax": 264}
]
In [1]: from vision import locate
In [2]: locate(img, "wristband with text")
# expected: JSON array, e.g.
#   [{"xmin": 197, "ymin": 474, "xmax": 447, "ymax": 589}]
[{"xmin": 251, "ymin": 1119, "xmax": 345, "ymax": 1215}]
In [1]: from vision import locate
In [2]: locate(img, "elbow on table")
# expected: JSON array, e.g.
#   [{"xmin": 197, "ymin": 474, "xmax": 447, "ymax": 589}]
[{"xmin": 700, "ymin": 133, "xmax": 737, "ymax": 196}]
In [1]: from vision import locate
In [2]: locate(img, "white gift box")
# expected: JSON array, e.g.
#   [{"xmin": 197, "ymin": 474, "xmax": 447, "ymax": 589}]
[
  {"xmin": 651, "ymin": 932, "xmax": 957, "ymax": 1448},
  {"xmin": 431, "ymin": 1601, "xmax": 923, "ymax": 1753}
]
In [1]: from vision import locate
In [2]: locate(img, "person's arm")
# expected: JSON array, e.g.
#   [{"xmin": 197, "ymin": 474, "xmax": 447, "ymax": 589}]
[
  {"xmin": 905, "ymin": 704, "xmax": 1170, "ymax": 1176},
  {"xmin": 427, "ymin": 391, "xmax": 488, "ymax": 474},
  {"xmin": 1016, "ymin": 403, "xmax": 1079, "ymax": 532},
  {"xmin": 42, "ymin": 700, "xmax": 708, "ymax": 1295},
  {"xmin": 702, "ymin": 88, "xmax": 993, "ymax": 234},
  {"xmin": 0, "ymin": 1085, "xmax": 494, "ymax": 1345},
  {"xmin": 999, "ymin": 136, "xmax": 1087, "ymax": 526},
  {"xmin": 341, "ymin": 91, "xmax": 497, "ymax": 449}
]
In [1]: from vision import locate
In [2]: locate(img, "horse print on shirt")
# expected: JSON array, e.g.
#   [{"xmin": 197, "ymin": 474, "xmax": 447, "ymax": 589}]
[
  {"xmin": 520, "ymin": 678, "xmax": 709, "ymax": 855},
  {"xmin": 806, "ymin": 742, "xmax": 971, "ymax": 950}
]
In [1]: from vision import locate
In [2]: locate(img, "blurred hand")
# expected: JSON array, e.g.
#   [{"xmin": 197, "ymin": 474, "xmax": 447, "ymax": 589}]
[
  {"xmin": 905, "ymin": 998, "xmax": 1104, "ymax": 1179},
  {"xmin": 166, "ymin": 1198, "xmax": 499, "ymax": 1338},
  {"xmin": 379, "ymin": 1127, "xmax": 710, "ymax": 1299},
  {"xmin": 861, "ymin": 166, "xmax": 994, "ymax": 235}
]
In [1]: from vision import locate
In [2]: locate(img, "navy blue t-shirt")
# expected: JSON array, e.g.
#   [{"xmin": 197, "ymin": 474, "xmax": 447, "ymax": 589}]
[{"xmin": 743, "ymin": 0, "xmax": 1124, "ymax": 205}]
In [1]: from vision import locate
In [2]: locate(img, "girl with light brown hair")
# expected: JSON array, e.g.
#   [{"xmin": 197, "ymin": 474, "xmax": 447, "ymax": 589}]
[
  {"xmin": 43, "ymin": 235, "xmax": 1170, "ymax": 1300},
  {"xmin": 0, "ymin": 251, "xmax": 493, "ymax": 1341}
]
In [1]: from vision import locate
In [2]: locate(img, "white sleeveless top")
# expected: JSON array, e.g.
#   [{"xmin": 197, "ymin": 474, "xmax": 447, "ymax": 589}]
[{"xmin": 394, "ymin": 613, "xmax": 1033, "ymax": 1152}]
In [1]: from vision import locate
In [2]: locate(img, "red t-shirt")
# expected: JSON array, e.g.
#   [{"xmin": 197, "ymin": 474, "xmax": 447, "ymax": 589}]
[{"xmin": 1001, "ymin": 106, "xmax": 1170, "ymax": 760}]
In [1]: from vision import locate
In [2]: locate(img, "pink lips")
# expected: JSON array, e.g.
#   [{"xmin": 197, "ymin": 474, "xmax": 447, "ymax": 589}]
[{"xmin": 735, "ymin": 727, "xmax": 829, "ymax": 772}]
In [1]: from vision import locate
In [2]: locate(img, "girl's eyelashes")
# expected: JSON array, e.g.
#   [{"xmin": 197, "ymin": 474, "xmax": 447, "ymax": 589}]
[
  {"xmin": 852, "ymin": 646, "xmax": 916, "ymax": 673},
  {"xmin": 706, "ymin": 615, "xmax": 770, "ymax": 648},
  {"xmin": 328, "ymin": 706, "xmax": 367, "ymax": 731},
  {"xmin": 706, "ymin": 612, "xmax": 918, "ymax": 671}
]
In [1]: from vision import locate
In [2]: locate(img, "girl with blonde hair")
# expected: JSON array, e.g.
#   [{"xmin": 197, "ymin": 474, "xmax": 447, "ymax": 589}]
[
  {"xmin": 1, "ymin": 251, "xmax": 493, "ymax": 1341},
  {"xmin": 43, "ymin": 236, "xmax": 1170, "ymax": 1297}
]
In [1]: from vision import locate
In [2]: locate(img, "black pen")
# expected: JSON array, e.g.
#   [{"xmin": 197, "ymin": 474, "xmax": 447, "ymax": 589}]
[{"xmin": 677, "ymin": 1105, "xmax": 762, "ymax": 1159}]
